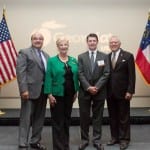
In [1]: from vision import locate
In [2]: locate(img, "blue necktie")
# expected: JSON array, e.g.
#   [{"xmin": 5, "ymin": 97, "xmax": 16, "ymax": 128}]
[{"xmin": 38, "ymin": 50, "xmax": 45, "ymax": 72}]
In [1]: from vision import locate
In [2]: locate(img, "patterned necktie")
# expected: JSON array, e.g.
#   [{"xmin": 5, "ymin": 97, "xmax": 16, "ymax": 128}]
[
  {"xmin": 91, "ymin": 52, "xmax": 95, "ymax": 72},
  {"xmin": 38, "ymin": 50, "xmax": 45, "ymax": 72},
  {"xmin": 111, "ymin": 52, "xmax": 116, "ymax": 69}
]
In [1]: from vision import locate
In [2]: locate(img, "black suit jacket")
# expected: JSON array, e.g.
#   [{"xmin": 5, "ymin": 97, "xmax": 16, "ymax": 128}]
[
  {"xmin": 78, "ymin": 51, "xmax": 110, "ymax": 100},
  {"xmin": 107, "ymin": 49, "xmax": 136, "ymax": 99}
]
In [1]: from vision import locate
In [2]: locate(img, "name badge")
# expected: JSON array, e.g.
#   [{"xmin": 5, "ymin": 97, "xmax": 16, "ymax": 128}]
[{"xmin": 97, "ymin": 60, "xmax": 105, "ymax": 66}]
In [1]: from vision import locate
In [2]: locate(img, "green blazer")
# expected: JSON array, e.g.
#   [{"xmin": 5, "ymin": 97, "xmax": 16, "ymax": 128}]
[{"xmin": 44, "ymin": 55, "xmax": 79, "ymax": 96}]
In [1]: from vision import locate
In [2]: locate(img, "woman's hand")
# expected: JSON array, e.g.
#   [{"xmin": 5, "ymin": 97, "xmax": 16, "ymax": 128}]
[{"xmin": 48, "ymin": 94, "xmax": 57, "ymax": 107}]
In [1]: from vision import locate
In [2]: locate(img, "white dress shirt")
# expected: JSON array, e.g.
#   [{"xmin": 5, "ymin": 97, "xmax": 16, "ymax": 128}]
[
  {"xmin": 89, "ymin": 50, "xmax": 97, "ymax": 62},
  {"xmin": 111, "ymin": 49, "xmax": 121, "ymax": 62}
]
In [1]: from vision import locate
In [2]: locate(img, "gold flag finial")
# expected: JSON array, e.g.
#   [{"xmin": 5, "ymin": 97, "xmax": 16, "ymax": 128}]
[{"xmin": 3, "ymin": 6, "xmax": 6, "ymax": 17}]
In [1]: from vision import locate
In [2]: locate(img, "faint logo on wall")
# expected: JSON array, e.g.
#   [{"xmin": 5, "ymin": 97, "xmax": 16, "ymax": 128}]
[{"xmin": 31, "ymin": 20, "xmax": 112, "ymax": 52}]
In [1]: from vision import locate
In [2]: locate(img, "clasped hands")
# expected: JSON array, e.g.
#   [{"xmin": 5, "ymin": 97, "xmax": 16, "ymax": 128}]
[{"xmin": 87, "ymin": 86, "xmax": 98, "ymax": 95}]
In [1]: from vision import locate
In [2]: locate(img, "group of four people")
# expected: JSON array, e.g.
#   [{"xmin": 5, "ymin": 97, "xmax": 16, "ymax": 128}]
[{"xmin": 16, "ymin": 32, "xmax": 135, "ymax": 150}]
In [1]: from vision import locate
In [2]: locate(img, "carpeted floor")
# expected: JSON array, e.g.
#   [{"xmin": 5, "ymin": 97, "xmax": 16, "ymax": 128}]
[{"xmin": 0, "ymin": 125, "xmax": 150, "ymax": 150}]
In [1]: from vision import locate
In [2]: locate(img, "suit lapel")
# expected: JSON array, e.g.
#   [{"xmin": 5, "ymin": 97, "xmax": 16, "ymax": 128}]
[
  {"xmin": 85, "ymin": 51, "xmax": 93, "ymax": 74},
  {"xmin": 93, "ymin": 51, "xmax": 102, "ymax": 73},
  {"xmin": 31, "ymin": 48, "xmax": 44, "ymax": 71},
  {"xmin": 42, "ymin": 51, "xmax": 49, "ymax": 61},
  {"xmin": 108, "ymin": 53, "xmax": 113, "ymax": 69}
]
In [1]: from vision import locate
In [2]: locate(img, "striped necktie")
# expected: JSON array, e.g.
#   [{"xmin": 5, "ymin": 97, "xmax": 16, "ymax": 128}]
[{"xmin": 38, "ymin": 50, "xmax": 45, "ymax": 72}]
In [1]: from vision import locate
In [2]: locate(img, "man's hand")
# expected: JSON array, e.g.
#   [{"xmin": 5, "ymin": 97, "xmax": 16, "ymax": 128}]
[
  {"xmin": 125, "ymin": 92, "xmax": 132, "ymax": 101},
  {"xmin": 21, "ymin": 91, "xmax": 29, "ymax": 100},
  {"xmin": 87, "ymin": 86, "xmax": 98, "ymax": 95}
]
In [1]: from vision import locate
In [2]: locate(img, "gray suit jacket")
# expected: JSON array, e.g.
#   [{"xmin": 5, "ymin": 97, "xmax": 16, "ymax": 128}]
[
  {"xmin": 78, "ymin": 51, "xmax": 110, "ymax": 99},
  {"xmin": 16, "ymin": 47, "xmax": 49, "ymax": 99}
]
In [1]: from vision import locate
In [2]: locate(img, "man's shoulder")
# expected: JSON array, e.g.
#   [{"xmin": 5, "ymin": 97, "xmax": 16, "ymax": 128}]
[
  {"xmin": 121, "ymin": 49, "xmax": 133, "ymax": 56},
  {"xmin": 97, "ymin": 50, "xmax": 107, "ymax": 56},
  {"xmin": 122, "ymin": 50, "xmax": 134, "ymax": 59},
  {"xmin": 78, "ymin": 51, "xmax": 88, "ymax": 57},
  {"xmin": 19, "ymin": 47, "xmax": 32, "ymax": 54}
]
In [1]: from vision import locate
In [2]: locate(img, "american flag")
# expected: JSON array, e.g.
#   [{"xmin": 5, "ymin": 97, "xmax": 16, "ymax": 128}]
[{"xmin": 0, "ymin": 11, "xmax": 17, "ymax": 87}]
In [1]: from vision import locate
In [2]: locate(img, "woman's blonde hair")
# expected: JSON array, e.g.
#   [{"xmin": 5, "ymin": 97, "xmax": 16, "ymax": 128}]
[{"xmin": 56, "ymin": 37, "xmax": 69, "ymax": 46}]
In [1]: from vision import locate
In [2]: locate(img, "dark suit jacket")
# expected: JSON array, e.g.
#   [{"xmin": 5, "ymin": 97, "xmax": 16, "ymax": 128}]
[
  {"xmin": 78, "ymin": 51, "xmax": 110, "ymax": 100},
  {"xmin": 16, "ymin": 47, "xmax": 49, "ymax": 99},
  {"xmin": 107, "ymin": 49, "xmax": 136, "ymax": 99}
]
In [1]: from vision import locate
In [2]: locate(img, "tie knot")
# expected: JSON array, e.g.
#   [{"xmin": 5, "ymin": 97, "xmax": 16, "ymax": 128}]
[
  {"xmin": 112, "ymin": 51, "xmax": 116, "ymax": 56},
  {"xmin": 37, "ymin": 50, "xmax": 41, "ymax": 54}
]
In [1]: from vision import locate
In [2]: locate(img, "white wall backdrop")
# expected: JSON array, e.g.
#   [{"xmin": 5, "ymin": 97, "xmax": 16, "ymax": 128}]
[{"xmin": 0, "ymin": 0, "xmax": 150, "ymax": 108}]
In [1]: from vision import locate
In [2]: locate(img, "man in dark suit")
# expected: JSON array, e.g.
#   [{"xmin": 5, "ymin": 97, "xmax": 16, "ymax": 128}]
[
  {"xmin": 16, "ymin": 32, "xmax": 49, "ymax": 150},
  {"xmin": 78, "ymin": 33, "xmax": 110, "ymax": 150},
  {"xmin": 106, "ymin": 35, "xmax": 136, "ymax": 150}
]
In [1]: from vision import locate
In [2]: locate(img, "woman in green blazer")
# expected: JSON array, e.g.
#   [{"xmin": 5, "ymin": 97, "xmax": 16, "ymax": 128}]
[{"xmin": 44, "ymin": 37, "xmax": 79, "ymax": 150}]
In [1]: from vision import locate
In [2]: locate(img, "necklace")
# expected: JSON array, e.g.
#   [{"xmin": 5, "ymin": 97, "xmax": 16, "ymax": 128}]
[{"xmin": 58, "ymin": 55, "xmax": 68, "ymax": 62}]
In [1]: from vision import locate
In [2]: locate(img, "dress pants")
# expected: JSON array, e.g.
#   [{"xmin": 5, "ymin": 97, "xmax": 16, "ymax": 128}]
[
  {"xmin": 50, "ymin": 95, "xmax": 73, "ymax": 150},
  {"xmin": 107, "ymin": 95, "xmax": 130, "ymax": 142},
  {"xmin": 19, "ymin": 92, "xmax": 47, "ymax": 146},
  {"xmin": 78, "ymin": 95, "xmax": 105, "ymax": 145}
]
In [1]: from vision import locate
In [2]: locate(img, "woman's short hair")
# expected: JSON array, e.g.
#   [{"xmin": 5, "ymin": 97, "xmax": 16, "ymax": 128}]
[{"xmin": 56, "ymin": 37, "xmax": 69, "ymax": 46}]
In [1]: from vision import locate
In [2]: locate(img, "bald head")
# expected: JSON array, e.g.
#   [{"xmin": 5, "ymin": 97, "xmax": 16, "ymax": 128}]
[
  {"xmin": 31, "ymin": 32, "xmax": 44, "ymax": 40},
  {"xmin": 31, "ymin": 32, "xmax": 44, "ymax": 49}
]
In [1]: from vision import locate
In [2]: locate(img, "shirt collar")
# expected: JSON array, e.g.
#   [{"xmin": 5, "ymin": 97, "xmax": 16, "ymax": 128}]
[
  {"xmin": 112, "ymin": 49, "xmax": 120, "ymax": 55},
  {"xmin": 89, "ymin": 49, "xmax": 97, "ymax": 55}
]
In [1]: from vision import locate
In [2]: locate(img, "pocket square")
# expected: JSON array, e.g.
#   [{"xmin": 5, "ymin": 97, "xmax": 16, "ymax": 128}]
[{"xmin": 122, "ymin": 59, "xmax": 126, "ymax": 62}]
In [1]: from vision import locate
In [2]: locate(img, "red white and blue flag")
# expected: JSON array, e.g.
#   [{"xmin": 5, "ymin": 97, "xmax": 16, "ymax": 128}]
[
  {"xmin": 136, "ymin": 13, "xmax": 150, "ymax": 85},
  {"xmin": 0, "ymin": 10, "xmax": 17, "ymax": 87}
]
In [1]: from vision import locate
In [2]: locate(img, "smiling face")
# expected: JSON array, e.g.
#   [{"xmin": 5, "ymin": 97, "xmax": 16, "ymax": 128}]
[
  {"xmin": 109, "ymin": 36, "xmax": 121, "ymax": 52},
  {"xmin": 86, "ymin": 34, "xmax": 99, "ymax": 51},
  {"xmin": 31, "ymin": 32, "xmax": 44, "ymax": 49},
  {"xmin": 87, "ymin": 37, "xmax": 98, "ymax": 51},
  {"xmin": 56, "ymin": 38, "xmax": 69, "ymax": 55}
]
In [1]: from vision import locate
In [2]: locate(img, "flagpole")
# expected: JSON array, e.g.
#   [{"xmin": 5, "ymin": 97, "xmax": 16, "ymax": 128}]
[
  {"xmin": 0, "ymin": 88, "xmax": 5, "ymax": 115},
  {"xmin": 0, "ymin": 7, "xmax": 6, "ymax": 116}
]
